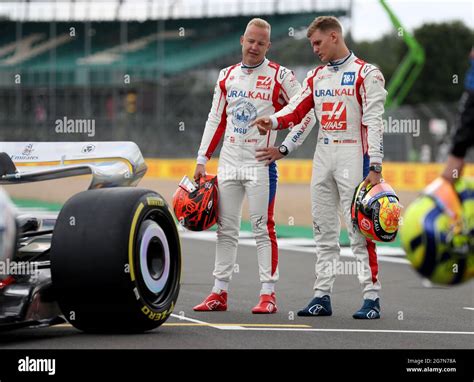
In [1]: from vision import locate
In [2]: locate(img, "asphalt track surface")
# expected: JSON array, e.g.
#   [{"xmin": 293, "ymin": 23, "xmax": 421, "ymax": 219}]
[{"xmin": 0, "ymin": 234, "xmax": 473, "ymax": 350}]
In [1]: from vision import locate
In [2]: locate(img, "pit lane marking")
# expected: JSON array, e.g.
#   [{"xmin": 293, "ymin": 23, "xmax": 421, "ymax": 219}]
[
  {"xmin": 232, "ymin": 328, "xmax": 474, "ymax": 335},
  {"xmin": 164, "ymin": 323, "xmax": 312, "ymax": 328},
  {"xmin": 170, "ymin": 315, "xmax": 473, "ymax": 335},
  {"xmin": 53, "ymin": 318, "xmax": 235, "ymax": 330},
  {"xmin": 169, "ymin": 314, "xmax": 311, "ymax": 330},
  {"xmin": 170, "ymin": 314, "xmax": 242, "ymax": 330},
  {"xmin": 53, "ymin": 321, "xmax": 311, "ymax": 329},
  {"xmin": 49, "ymin": 322, "xmax": 474, "ymax": 335}
]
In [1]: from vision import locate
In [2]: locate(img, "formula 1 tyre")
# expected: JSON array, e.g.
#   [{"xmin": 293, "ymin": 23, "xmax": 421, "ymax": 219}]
[{"xmin": 50, "ymin": 188, "xmax": 181, "ymax": 333}]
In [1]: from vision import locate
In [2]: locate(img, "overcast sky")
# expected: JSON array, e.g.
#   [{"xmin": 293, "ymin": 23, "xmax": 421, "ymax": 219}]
[
  {"xmin": 0, "ymin": 0, "xmax": 471, "ymax": 42},
  {"xmin": 351, "ymin": 0, "xmax": 473, "ymax": 41}
]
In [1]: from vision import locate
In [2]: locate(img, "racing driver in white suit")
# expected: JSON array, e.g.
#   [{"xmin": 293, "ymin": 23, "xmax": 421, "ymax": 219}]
[
  {"xmin": 193, "ymin": 18, "xmax": 316, "ymax": 313},
  {"xmin": 253, "ymin": 16, "xmax": 387, "ymax": 319}
]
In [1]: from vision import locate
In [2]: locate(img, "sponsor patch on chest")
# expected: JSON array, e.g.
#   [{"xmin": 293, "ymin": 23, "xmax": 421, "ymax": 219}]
[
  {"xmin": 341, "ymin": 71, "xmax": 356, "ymax": 85},
  {"xmin": 256, "ymin": 76, "xmax": 272, "ymax": 90}
]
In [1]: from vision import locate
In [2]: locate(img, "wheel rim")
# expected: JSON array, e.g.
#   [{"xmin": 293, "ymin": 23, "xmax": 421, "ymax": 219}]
[{"xmin": 138, "ymin": 220, "xmax": 170, "ymax": 294}]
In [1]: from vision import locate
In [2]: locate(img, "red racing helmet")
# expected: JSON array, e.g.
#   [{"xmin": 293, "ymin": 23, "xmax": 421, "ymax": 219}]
[{"xmin": 172, "ymin": 174, "xmax": 219, "ymax": 231}]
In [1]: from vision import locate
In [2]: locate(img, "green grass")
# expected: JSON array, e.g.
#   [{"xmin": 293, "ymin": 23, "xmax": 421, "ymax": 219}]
[{"xmin": 12, "ymin": 198, "xmax": 63, "ymax": 211}]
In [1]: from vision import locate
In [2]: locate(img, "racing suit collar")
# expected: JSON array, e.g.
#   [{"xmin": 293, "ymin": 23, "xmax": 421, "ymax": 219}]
[
  {"xmin": 327, "ymin": 51, "xmax": 355, "ymax": 72},
  {"xmin": 241, "ymin": 57, "xmax": 267, "ymax": 69}
]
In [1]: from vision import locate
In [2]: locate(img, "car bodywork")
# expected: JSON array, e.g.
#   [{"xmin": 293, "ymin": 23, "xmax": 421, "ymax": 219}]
[
  {"xmin": 0, "ymin": 141, "xmax": 147, "ymax": 189},
  {"xmin": 0, "ymin": 142, "xmax": 180, "ymax": 332}
]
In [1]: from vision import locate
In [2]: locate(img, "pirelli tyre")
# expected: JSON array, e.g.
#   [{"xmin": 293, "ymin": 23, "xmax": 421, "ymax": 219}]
[{"xmin": 50, "ymin": 188, "xmax": 181, "ymax": 333}]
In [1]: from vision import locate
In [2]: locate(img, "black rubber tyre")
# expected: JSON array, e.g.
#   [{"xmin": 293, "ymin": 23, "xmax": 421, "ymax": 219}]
[{"xmin": 50, "ymin": 188, "xmax": 181, "ymax": 333}]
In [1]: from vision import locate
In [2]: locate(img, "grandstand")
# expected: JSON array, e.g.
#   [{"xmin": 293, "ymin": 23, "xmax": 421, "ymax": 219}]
[
  {"xmin": 0, "ymin": 1, "xmax": 353, "ymax": 157},
  {"xmin": 0, "ymin": 13, "xmax": 348, "ymax": 84}
]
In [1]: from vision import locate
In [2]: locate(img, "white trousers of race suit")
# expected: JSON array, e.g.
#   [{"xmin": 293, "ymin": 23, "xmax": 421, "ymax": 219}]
[
  {"xmin": 311, "ymin": 142, "xmax": 381, "ymax": 301},
  {"xmin": 213, "ymin": 163, "xmax": 279, "ymax": 293}
]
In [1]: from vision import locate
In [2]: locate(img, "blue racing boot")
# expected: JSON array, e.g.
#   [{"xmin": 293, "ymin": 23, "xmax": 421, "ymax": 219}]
[
  {"xmin": 352, "ymin": 298, "xmax": 381, "ymax": 319},
  {"xmin": 297, "ymin": 295, "xmax": 332, "ymax": 316}
]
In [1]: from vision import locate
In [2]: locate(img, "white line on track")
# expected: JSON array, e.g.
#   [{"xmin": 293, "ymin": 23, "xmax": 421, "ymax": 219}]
[
  {"xmin": 462, "ymin": 307, "xmax": 474, "ymax": 311},
  {"xmin": 170, "ymin": 314, "xmax": 244, "ymax": 330},
  {"xmin": 170, "ymin": 314, "xmax": 474, "ymax": 335},
  {"xmin": 222, "ymin": 328, "xmax": 474, "ymax": 335}
]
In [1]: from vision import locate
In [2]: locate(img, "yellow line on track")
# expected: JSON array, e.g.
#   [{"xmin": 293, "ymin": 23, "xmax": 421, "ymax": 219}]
[{"xmin": 53, "ymin": 323, "xmax": 311, "ymax": 328}]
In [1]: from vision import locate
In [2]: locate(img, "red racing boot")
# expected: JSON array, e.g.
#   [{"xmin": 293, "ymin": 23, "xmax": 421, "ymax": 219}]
[
  {"xmin": 251, "ymin": 292, "xmax": 277, "ymax": 314},
  {"xmin": 193, "ymin": 291, "xmax": 227, "ymax": 311}
]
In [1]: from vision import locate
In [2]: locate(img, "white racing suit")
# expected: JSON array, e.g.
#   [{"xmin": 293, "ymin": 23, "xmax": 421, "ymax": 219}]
[
  {"xmin": 274, "ymin": 53, "xmax": 387, "ymax": 300},
  {"xmin": 197, "ymin": 58, "xmax": 316, "ymax": 293}
]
